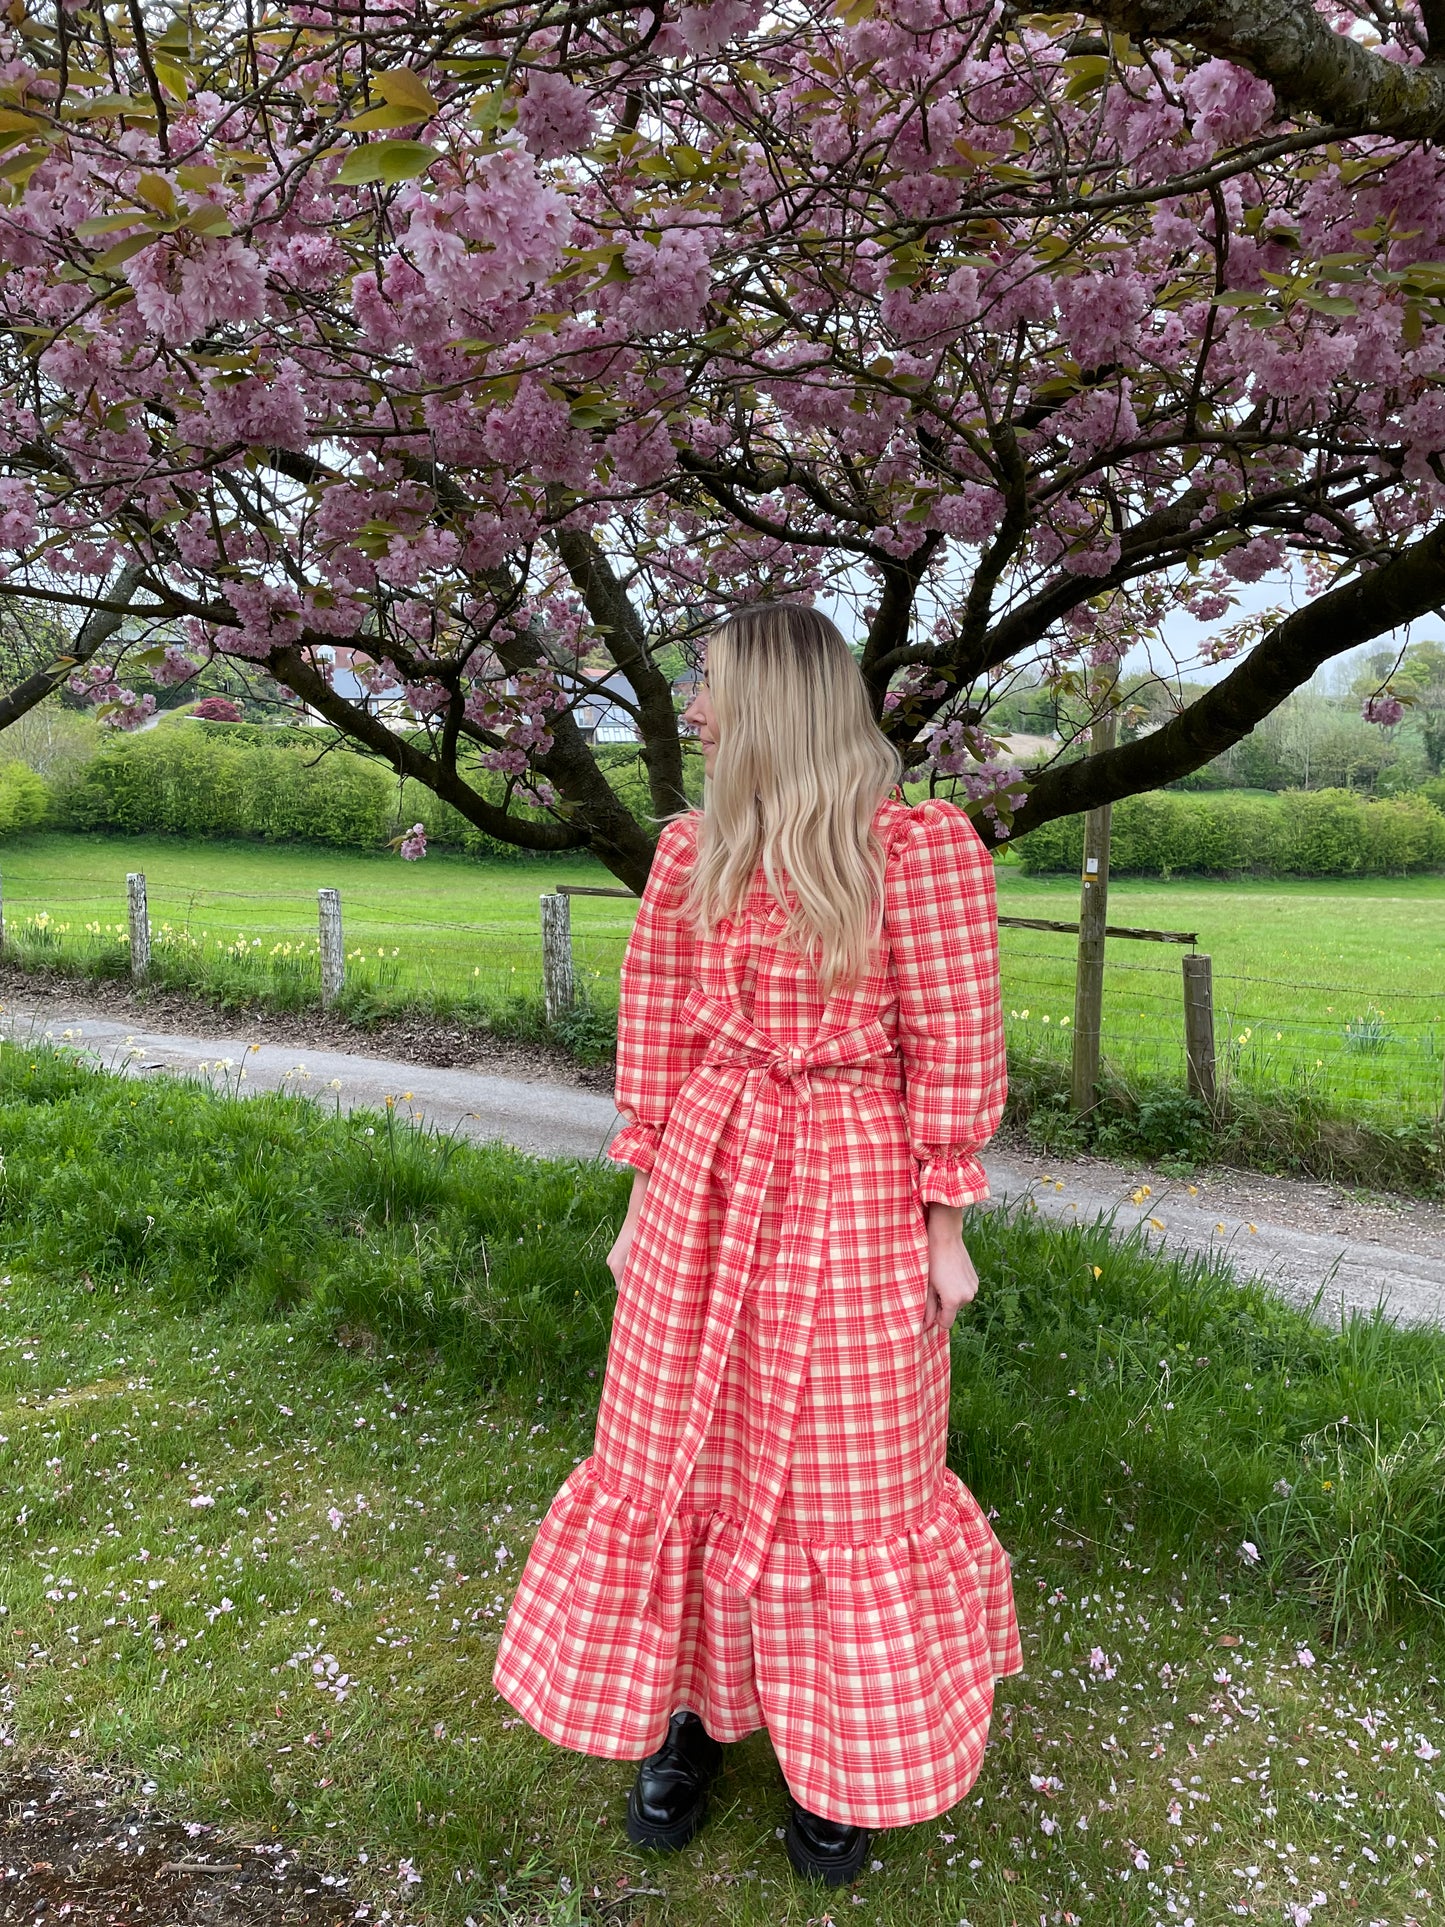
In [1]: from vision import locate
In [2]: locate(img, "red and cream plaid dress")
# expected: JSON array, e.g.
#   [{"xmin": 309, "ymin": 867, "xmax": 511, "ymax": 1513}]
[{"xmin": 494, "ymin": 794, "xmax": 1023, "ymax": 1829}]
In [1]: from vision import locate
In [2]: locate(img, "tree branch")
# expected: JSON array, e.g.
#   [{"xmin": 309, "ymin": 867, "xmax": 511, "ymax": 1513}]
[
  {"xmin": 1006, "ymin": 519, "xmax": 1445, "ymax": 840},
  {"xmin": 266, "ymin": 639, "xmax": 589, "ymax": 857},
  {"xmin": 0, "ymin": 563, "xmax": 146, "ymax": 736},
  {"xmin": 1091, "ymin": 0, "xmax": 1445, "ymax": 137},
  {"xmin": 551, "ymin": 527, "xmax": 689, "ymax": 821}
]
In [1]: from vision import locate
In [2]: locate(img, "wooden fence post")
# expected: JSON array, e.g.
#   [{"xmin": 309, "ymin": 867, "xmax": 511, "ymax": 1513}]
[
  {"xmin": 1070, "ymin": 687, "xmax": 1117, "ymax": 1114},
  {"xmin": 318, "ymin": 888, "xmax": 344, "ymax": 1006},
  {"xmin": 540, "ymin": 892, "xmax": 575, "ymax": 1023},
  {"xmin": 1183, "ymin": 952, "xmax": 1217, "ymax": 1111},
  {"xmin": 126, "ymin": 872, "xmax": 150, "ymax": 982}
]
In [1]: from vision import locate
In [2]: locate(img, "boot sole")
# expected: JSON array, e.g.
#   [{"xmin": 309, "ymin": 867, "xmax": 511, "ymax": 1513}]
[
  {"xmin": 624, "ymin": 1778, "xmax": 710, "ymax": 1852},
  {"xmin": 784, "ymin": 1815, "xmax": 872, "ymax": 1886}
]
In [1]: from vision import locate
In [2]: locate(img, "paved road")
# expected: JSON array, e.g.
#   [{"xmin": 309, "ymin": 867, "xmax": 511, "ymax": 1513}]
[{"xmin": 5, "ymin": 997, "xmax": 1442, "ymax": 1331}]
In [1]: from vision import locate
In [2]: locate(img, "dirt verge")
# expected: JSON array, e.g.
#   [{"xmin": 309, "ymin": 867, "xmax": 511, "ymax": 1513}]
[
  {"xmin": 0, "ymin": 1758, "xmax": 358, "ymax": 1925},
  {"xmin": 0, "ymin": 963, "xmax": 613, "ymax": 1093}
]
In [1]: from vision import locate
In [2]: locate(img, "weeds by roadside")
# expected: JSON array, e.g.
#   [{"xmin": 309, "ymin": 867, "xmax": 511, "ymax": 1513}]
[{"xmin": 1007, "ymin": 1045, "xmax": 1445, "ymax": 1200}]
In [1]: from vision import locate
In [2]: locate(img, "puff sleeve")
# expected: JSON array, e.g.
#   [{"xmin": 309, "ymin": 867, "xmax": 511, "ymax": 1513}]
[
  {"xmin": 605, "ymin": 813, "xmax": 705, "ymax": 1174},
  {"xmin": 884, "ymin": 798, "xmax": 1007, "ymax": 1208}
]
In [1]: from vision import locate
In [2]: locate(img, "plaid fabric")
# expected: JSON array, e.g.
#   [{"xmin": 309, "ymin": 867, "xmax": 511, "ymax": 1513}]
[{"xmin": 493, "ymin": 797, "xmax": 1021, "ymax": 1830}]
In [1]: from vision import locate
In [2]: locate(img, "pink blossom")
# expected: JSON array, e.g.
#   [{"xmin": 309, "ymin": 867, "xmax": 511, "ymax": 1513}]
[
  {"xmin": 102, "ymin": 690, "xmax": 158, "ymax": 730},
  {"xmin": 880, "ymin": 267, "xmax": 979, "ymax": 347},
  {"xmin": 1221, "ymin": 535, "xmax": 1282, "ymax": 584},
  {"xmin": 888, "ymin": 97, "xmax": 962, "ymax": 175},
  {"xmin": 517, "ymin": 70, "xmax": 596, "ymax": 159},
  {"xmin": 1056, "ymin": 272, "xmax": 1148, "ymax": 370},
  {"xmin": 619, "ymin": 227, "xmax": 715, "ymax": 334},
  {"xmin": 399, "ymin": 822, "xmax": 427, "ymax": 860},
  {"xmin": 127, "ymin": 237, "xmax": 268, "ymax": 344},
  {"xmin": 1182, "ymin": 58, "xmax": 1275, "ymax": 149},
  {"xmin": 481, "ymin": 377, "xmax": 587, "ymax": 486},
  {"xmin": 607, "ymin": 417, "xmax": 676, "ymax": 487},
  {"xmin": 0, "ymin": 478, "xmax": 37, "ymax": 550},
  {"xmin": 202, "ymin": 361, "xmax": 308, "ymax": 453},
  {"xmin": 153, "ymin": 645, "xmax": 201, "ymax": 686},
  {"xmin": 931, "ymin": 484, "xmax": 1003, "ymax": 544},
  {"xmin": 678, "ymin": 0, "xmax": 762, "ymax": 54},
  {"xmin": 1362, "ymin": 692, "xmax": 1405, "ymax": 726}
]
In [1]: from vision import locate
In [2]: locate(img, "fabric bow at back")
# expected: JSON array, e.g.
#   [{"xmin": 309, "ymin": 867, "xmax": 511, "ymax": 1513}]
[{"xmin": 641, "ymin": 987, "xmax": 896, "ymax": 1618}]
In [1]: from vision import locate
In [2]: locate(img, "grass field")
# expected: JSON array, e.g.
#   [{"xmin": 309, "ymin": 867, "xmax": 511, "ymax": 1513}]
[
  {"xmin": 0, "ymin": 1042, "xmax": 1442, "ymax": 1925},
  {"xmin": 3, "ymin": 831, "xmax": 1442, "ymax": 1119}
]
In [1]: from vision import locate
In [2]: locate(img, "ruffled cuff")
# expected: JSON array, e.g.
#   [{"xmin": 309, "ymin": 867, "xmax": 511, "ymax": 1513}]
[
  {"xmin": 916, "ymin": 1152, "xmax": 991, "ymax": 1208},
  {"xmin": 606, "ymin": 1116, "xmax": 660, "ymax": 1173}
]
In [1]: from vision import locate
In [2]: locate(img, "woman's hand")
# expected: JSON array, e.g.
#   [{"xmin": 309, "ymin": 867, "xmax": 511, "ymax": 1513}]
[
  {"xmin": 606, "ymin": 1169, "xmax": 651, "ymax": 1283},
  {"xmin": 921, "ymin": 1201, "xmax": 979, "ymax": 1333}
]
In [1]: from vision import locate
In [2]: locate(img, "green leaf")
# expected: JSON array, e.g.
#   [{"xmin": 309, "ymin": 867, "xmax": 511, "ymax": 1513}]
[
  {"xmin": 334, "ymin": 140, "xmax": 440, "ymax": 186},
  {"xmin": 344, "ymin": 104, "xmax": 430, "ymax": 132},
  {"xmin": 135, "ymin": 171, "xmax": 179, "ymax": 219},
  {"xmin": 93, "ymin": 232, "xmax": 158, "ymax": 273},
  {"xmin": 65, "ymin": 94, "xmax": 157, "ymax": 121},
  {"xmin": 183, "ymin": 201, "xmax": 233, "ymax": 237},
  {"xmin": 374, "ymin": 68, "xmax": 438, "ymax": 116},
  {"xmin": 76, "ymin": 213, "xmax": 142, "ymax": 238},
  {"xmin": 0, "ymin": 147, "xmax": 45, "ymax": 184},
  {"xmin": 153, "ymin": 59, "xmax": 189, "ymax": 102}
]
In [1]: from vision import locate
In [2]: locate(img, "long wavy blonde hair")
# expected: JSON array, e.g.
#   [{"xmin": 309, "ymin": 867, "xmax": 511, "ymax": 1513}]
[{"xmin": 684, "ymin": 604, "xmax": 903, "ymax": 994}]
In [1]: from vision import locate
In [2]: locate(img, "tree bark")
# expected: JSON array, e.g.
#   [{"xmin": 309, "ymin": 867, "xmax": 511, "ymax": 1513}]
[
  {"xmin": 551, "ymin": 527, "xmax": 689, "ymax": 820},
  {"xmin": 1091, "ymin": 0, "xmax": 1445, "ymax": 137}
]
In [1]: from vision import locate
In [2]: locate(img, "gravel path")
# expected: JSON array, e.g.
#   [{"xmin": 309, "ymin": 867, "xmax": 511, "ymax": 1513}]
[{"xmin": 5, "ymin": 986, "xmax": 1443, "ymax": 1332}]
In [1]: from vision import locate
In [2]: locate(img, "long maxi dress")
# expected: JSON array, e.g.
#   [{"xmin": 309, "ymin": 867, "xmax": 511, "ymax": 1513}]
[{"xmin": 493, "ymin": 793, "xmax": 1023, "ymax": 1830}]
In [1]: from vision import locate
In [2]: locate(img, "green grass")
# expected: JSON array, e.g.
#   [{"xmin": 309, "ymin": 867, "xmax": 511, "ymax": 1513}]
[
  {"xmin": 0, "ymin": 829, "xmax": 627, "ymax": 1015},
  {"xmin": 5, "ymin": 832, "xmax": 1444, "ymax": 1119},
  {"xmin": 994, "ymin": 870, "xmax": 1445, "ymax": 1119},
  {"xmin": 0, "ymin": 1043, "xmax": 1442, "ymax": 1923}
]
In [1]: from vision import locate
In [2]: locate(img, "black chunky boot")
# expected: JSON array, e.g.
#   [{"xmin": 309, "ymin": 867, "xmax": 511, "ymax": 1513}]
[
  {"xmin": 784, "ymin": 1797, "xmax": 872, "ymax": 1886},
  {"xmin": 625, "ymin": 1711, "xmax": 723, "ymax": 1851}
]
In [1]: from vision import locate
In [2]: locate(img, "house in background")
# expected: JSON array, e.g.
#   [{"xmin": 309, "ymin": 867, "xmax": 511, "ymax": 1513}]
[
  {"xmin": 575, "ymin": 669, "xmax": 640, "ymax": 745},
  {"xmin": 323, "ymin": 646, "xmax": 410, "ymax": 728}
]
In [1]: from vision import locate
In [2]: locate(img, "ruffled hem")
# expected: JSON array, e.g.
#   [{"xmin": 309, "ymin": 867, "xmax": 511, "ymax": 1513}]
[
  {"xmin": 492, "ymin": 1464, "xmax": 1023, "ymax": 1830},
  {"xmin": 604, "ymin": 1115, "xmax": 659, "ymax": 1172},
  {"xmin": 917, "ymin": 1152, "xmax": 991, "ymax": 1208}
]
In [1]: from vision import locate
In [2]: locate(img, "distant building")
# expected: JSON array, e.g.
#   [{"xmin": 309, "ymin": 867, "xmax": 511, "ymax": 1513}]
[
  {"xmin": 304, "ymin": 647, "xmax": 410, "ymax": 729},
  {"xmin": 575, "ymin": 670, "xmax": 640, "ymax": 745}
]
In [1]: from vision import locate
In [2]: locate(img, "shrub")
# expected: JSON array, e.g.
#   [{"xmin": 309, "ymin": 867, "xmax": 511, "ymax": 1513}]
[
  {"xmin": 60, "ymin": 729, "xmax": 395, "ymax": 848},
  {"xmin": 191, "ymin": 695, "xmax": 243, "ymax": 722},
  {"xmin": 0, "ymin": 760, "xmax": 48, "ymax": 835},
  {"xmin": 1014, "ymin": 787, "xmax": 1445, "ymax": 877}
]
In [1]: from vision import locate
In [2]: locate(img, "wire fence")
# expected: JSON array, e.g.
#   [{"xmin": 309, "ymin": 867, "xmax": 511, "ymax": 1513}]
[
  {"xmin": 2, "ymin": 868, "xmax": 1441, "ymax": 1120},
  {"xmin": 997, "ymin": 930, "xmax": 1445, "ymax": 1117}
]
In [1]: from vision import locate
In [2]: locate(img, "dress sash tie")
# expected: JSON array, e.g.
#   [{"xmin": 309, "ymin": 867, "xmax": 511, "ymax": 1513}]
[{"xmin": 642, "ymin": 989, "xmax": 896, "ymax": 1619}]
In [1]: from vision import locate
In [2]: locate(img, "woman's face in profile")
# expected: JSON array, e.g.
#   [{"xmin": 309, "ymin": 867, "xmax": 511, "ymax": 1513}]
[{"xmin": 683, "ymin": 671, "xmax": 717, "ymax": 777}]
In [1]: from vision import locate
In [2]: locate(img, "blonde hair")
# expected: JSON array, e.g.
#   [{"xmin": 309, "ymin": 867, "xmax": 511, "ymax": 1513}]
[{"xmin": 684, "ymin": 603, "xmax": 903, "ymax": 995}]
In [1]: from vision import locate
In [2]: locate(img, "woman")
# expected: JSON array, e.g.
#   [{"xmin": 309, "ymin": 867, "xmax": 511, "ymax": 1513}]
[{"xmin": 494, "ymin": 604, "xmax": 1021, "ymax": 1885}]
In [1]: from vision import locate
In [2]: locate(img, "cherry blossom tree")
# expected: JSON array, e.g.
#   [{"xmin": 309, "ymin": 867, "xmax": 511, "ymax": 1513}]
[{"xmin": 0, "ymin": 1, "xmax": 1444, "ymax": 885}]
